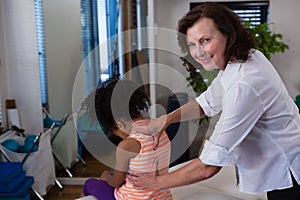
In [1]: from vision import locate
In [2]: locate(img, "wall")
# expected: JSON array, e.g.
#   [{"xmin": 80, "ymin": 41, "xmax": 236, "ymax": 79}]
[
  {"xmin": 153, "ymin": 0, "xmax": 190, "ymax": 107},
  {"xmin": 43, "ymin": 0, "xmax": 82, "ymax": 118},
  {"xmin": 269, "ymin": 0, "xmax": 300, "ymax": 98}
]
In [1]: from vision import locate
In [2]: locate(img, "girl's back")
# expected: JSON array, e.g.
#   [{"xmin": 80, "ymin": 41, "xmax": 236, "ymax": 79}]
[{"xmin": 115, "ymin": 131, "xmax": 173, "ymax": 200}]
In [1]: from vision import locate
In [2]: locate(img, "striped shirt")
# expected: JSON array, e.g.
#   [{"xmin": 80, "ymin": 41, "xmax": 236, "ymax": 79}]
[{"xmin": 114, "ymin": 131, "xmax": 173, "ymax": 200}]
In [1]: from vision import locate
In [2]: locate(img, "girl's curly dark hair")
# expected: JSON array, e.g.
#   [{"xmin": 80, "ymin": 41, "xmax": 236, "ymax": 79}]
[
  {"xmin": 94, "ymin": 77, "xmax": 150, "ymax": 134},
  {"xmin": 177, "ymin": 2, "xmax": 256, "ymax": 67}
]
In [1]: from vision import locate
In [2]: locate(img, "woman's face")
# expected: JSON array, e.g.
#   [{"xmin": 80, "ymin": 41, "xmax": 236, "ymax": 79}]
[{"xmin": 186, "ymin": 17, "xmax": 227, "ymax": 71}]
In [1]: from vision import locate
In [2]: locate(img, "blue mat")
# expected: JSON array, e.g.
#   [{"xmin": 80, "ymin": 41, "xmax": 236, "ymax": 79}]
[
  {"xmin": 0, "ymin": 162, "xmax": 23, "ymax": 184},
  {"xmin": 0, "ymin": 176, "xmax": 34, "ymax": 199}
]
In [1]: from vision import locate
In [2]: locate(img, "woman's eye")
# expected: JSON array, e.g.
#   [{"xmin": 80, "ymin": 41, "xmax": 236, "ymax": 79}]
[
  {"xmin": 187, "ymin": 43, "xmax": 195, "ymax": 48},
  {"xmin": 201, "ymin": 39, "xmax": 210, "ymax": 45}
]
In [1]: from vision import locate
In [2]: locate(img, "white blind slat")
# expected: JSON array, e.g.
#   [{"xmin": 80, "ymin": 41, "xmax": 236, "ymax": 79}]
[{"xmin": 191, "ymin": 2, "xmax": 269, "ymax": 27}]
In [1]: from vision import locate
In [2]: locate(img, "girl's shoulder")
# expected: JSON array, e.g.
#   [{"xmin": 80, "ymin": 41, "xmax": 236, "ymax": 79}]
[
  {"xmin": 117, "ymin": 137, "xmax": 141, "ymax": 154},
  {"xmin": 128, "ymin": 132, "xmax": 152, "ymax": 140}
]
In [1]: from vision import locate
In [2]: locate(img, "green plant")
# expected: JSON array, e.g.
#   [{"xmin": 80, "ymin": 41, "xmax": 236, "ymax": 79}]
[
  {"xmin": 186, "ymin": 75, "xmax": 207, "ymax": 94},
  {"xmin": 186, "ymin": 69, "xmax": 220, "ymax": 125},
  {"xmin": 245, "ymin": 22, "xmax": 289, "ymax": 60},
  {"xmin": 186, "ymin": 74, "xmax": 209, "ymax": 125}
]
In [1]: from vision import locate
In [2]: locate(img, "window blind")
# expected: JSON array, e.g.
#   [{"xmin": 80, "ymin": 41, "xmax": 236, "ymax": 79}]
[
  {"xmin": 34, "ymin": 0, "xmax": 48, "ymax": 106},
  {"xmin": 224, "ymin": 1, "xmax": 269, "ymax": 27},
  {"xmin": 234, "ymin": 9, "xmax": 263, "ymax": 26},
  {"xmin": 0, "ymin": 0, "xmax": 43, "ymax": 133},
  {"xmin": 190, "ymin": 1, "xmax": 269, "ymax": 26}
]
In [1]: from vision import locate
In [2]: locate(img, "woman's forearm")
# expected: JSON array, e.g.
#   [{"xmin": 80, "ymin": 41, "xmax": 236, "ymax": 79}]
[
  {"xmin": 156, "ymin": 158, "xmax": 221, "ymax": 190},
  {"xmin": 166, "ymin": 100, "xmax": 205, "ymax": 126},
  {"xmin": 131, "ymin": 100, "xmax": 205, "ymax": 136}
]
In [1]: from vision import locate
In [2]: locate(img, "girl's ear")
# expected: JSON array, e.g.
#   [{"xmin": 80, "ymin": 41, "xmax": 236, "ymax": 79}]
[
  {"xmin": 116, "ymin": 121, "xmax": 126, "ymax": 131},
  {"xmin": 115, "ymin": 120, "xmax": 129, "ymax": 139}
]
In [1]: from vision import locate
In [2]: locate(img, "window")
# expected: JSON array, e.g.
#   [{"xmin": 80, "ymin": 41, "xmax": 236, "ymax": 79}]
[
  {"xmin": 190, "ymin": 1, "xmax": 269, "ymax": 27},
  {"xmin": 34, "ymin": 0, "xmax": 48, "ymax": 106},
  {"xmin": 80, "ymin": 0, "xmax": 119, "ymax": 95},
  {"xmin": 80, "ymin": 0, "xmax": 101, "ymax": 95}
]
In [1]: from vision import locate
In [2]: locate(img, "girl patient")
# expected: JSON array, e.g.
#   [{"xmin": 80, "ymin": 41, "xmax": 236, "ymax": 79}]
[{"xmin": 81, "ymin": 77, "xmax": 173, "ymax": 200}]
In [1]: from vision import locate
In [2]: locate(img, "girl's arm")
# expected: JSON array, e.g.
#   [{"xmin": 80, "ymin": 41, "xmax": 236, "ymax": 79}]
[{"xmin": 101, "ymin": 138, "xmax": 141, "ymax": 188}]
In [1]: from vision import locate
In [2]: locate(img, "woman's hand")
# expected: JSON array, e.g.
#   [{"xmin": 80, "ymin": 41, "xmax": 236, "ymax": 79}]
[
  {"xmin": 131, "ymin": 115, "xmax": 167, "ymax": 136},
  {"xmin": 131, "ymin": 101, "xmax": 203, "ymax": 137},
  {"xmin": 131, "ymin": 115, "xmax": 168, "ymax": 149},
  {"xmin": 127, "ymin": 170, "xmax": 160, "ymax": 191},
  {"xmin": 127, "ymin": 158, "xmax": 160, "ymax": 191}
]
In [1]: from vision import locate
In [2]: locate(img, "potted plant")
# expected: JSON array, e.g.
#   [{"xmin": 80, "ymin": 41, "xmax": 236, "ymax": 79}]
[{"xmin": 245, "ymin": 22, "xmax": 289, "ymax": 60}]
